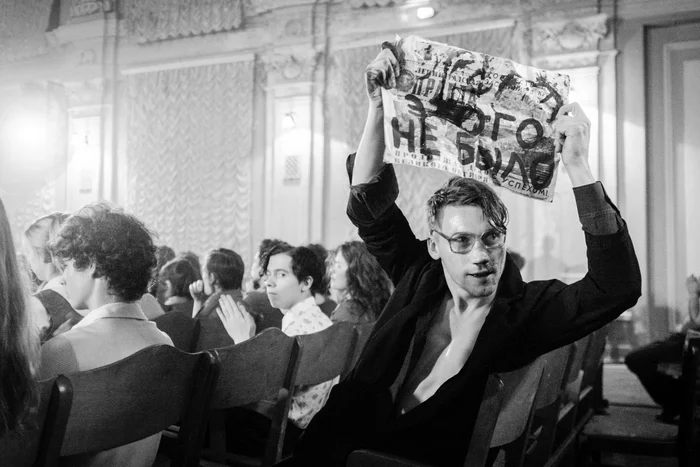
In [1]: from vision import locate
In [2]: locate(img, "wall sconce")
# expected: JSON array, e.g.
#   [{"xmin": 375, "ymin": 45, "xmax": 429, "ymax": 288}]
[
  {"xmin": 416, "ymin": 6, "xmax": 435, "ymax": 20},
  {"xmin": 282, "ymin": 112, "xmax": 297, "ymax": 130}
]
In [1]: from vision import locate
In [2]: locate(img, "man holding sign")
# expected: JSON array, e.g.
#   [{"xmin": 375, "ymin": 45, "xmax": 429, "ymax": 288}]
[{"xmin": 288, "ymin": 42, "xmax": 641, "ymax": 467}]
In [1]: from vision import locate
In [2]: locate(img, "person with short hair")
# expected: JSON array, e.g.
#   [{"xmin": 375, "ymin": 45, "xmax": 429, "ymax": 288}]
[
  {"xmin": 305, "ymin": 243, "xmax": 337, "ymax": 317},
  {"xmin": 189, "ymin": 248, "xmax": 255, "ymax": 350},
  {"xmin": 218, "ymin": 244, "xmax": 335, "ymax": 455},
  {"xmin": 38, "ymin": 204, "xmax": 172, "ymax": 467},
  {"xmin": 243, "ymin": 239, "xmax": 288, "ymax": 331},
  {"xmin": 286, "ymin": 44, "xmax": 641, "ymax": 467},
  {"xmin": 159, "ymin": 257, "xmax": 199, "ymax": 315}
]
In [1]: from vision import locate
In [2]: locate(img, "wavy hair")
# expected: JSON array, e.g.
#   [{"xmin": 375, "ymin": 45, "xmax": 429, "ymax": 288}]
[
  {"xmin": 23, "ymin": 212, "xmax": 69, "ymax": 274},
  {"xmin": 336, "ymin": 241, "xmax": 393, "ymax": 321},
  {"xmin": 48, "ymin": 204, "xmax": 156, "ymax": 302},
  {"xmin": 0, "ymin": 197, "xmax": 39, "ymax": 437}
]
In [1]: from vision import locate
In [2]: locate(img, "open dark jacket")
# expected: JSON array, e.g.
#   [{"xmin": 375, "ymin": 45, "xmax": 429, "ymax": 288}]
[{"xmin": 291, "ymin": 161, "xmax": 641, "ymax": 467}]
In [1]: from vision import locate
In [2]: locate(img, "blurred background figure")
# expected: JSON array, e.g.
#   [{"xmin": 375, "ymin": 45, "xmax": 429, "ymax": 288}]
[
  {"xmin": 23, "ymin": 212, "xmax": 82, "ymax": 343},
  {"xmin": 244, "ymin": 238, "xmax": 288, "ymax": 332},
  {"xmin": 150, "ymin": 244, "xmax": 176, "ymax": 304},
  {"xmin": 305, "ymin": 243, "xmax": 337, "ymax": 317},
  {"xmin": 158, "ymin": 257, "xmax": 199, "ymax": 315},
  {"xmin": 0, "ymin": 196, "xmax": 39, "ymax": 439},
  {"xmin": 329, "ymin": 240, "xmax": 393, "ymax": 324},
  {"xmin": 625, "ymin": 273, "xmax": 700, "ymax": 424}
]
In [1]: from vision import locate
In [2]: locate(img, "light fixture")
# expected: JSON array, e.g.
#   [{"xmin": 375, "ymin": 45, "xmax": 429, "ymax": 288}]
[
  {"xmin": 416, "ymin": 6, "xmax": 435, "ymax": 20},
  {"xmin": 282, "ymin": 112, "xmax": 296, "ymax": 130}
]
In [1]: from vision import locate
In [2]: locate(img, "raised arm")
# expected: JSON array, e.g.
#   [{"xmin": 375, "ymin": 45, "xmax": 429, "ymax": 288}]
[{"xmin": 352, "ymin": 44, "xmax": 400, "ymax": 185}]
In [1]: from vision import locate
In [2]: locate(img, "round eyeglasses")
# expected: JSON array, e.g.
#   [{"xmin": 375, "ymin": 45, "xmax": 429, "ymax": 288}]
[{"xmin": 430, "ymin": 229, "xmax": 506, "ymax": 254}]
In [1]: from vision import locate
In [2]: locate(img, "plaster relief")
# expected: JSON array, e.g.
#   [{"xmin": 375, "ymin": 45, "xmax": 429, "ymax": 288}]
[{"xmin": 529, "ymin": 14, "xmax": 608, "ymax": 56}]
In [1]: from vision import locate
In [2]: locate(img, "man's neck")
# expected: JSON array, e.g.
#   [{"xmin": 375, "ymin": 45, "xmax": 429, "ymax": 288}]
[{"xmin": 445, "ymin": 282, "xmax": 496, "ymax": 314}]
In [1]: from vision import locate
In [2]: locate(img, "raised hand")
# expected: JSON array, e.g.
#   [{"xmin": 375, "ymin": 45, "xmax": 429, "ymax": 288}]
[
  {"xmin": 553, "ymin": 102, "xmax": 595, "ymax": 187},
  {"xmin": 216, "ymin": 294, "xmax": 256, "ymax": 344},
  {"xmin": 189, "ymin": 279, "xmax": 206, "ymax": 302},
  {"xmin": 365, "ymin": 42, "xmax": 400, "ymax": 103}
]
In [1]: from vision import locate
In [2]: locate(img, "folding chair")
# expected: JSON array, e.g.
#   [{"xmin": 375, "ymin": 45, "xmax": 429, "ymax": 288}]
[
  {"xmin": 0, "ymin": 376, "xmax": 71, "ymax": 467},
  {"xmin": 199, "ymin": 328, "xmax": 299, "ymax": 467},
  {"xmin": 576, "ymin": 328, "xmax": 608, "ymax": 424},
  {"xmin": 154, "ymin": 311, "xmax": 202, "ymax": 352},
  {"xmin": 347, "ymin": 375, "xmax": 505, "ymax": 467},
  {"xmin": 581, "ymin": 331, "xmax": 700, "ymax": 467},
  {"xmin": 39, "ymin": 345, "xmax": 219, "ymax": 467}
]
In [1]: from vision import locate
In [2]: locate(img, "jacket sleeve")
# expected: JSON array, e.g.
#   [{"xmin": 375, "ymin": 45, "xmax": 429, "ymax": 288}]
[
  {"xmin": 345, "ymin": 154, "xmax": 428, "ymax": 285},
  {"xmin": 507, "ymin": 189, "xmax": 642, "ymax": 362}
]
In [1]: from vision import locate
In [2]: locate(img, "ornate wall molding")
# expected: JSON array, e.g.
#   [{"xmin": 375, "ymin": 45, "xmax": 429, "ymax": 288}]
[
  {"xmin": 69, "ymin": 0, "xmax": 113, "ymax": 19},
  {"xmin": 125, "ymin": 0, "xmax": 245, "ymax": 44},
  {"xmin": 531, "ymin": 50, "xmax": 602, "ymax": 70},
  {"xmin": 529, "ymin": 14, "xmax": 609, "ymax": 56},
  {"xmin": 65, "ymin": 78, "xmax": 107, "ymax": 109},
  {"xmin": 261, "ymin": 50, "xmax": 322, "ymax": 85}
]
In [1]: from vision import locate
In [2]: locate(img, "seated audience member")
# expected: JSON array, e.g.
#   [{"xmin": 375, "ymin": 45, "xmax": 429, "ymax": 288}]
[
  {"xmin": 150, "ymin": 245, "xmax": 176, "ymax": 305},
  {"xmin": 177, "ymin": 250, "xmax": 202, "ymax": 278},
  {"xmin": 285, "ymin": 45, "xmax": 641, "ymax": 467},
  {"xmin": 0, "ymin": 197, "xmax": 39, "ymax": 439},
  {"xmin": 306, "ymin": 243, "xmax": 337, "ymax": 317},
  {"xmin": 38, "ymin": 204, "xmax": 172, "ymax": 467},
  {"xmin": 625, "ymin": 273, "xmax": 700, "ymax": 423},
  {"xmin": 329, "ymin": 240, "xmax": 392, "ymax": 324},
  {"xmin": 189, "ymin": 248, "xmax": 255, "ymax": 350},
  {"xmin": 243, "ymin": 239, "xmax": 287, "ymax": 331},
  {"xmin": 218, "ymin": 244, "xmax": 334, "ymax": 455},
  {"xmin": 159, "ymin": 258, "xmax": 199, "ymax": 314},
  {"xmin": 23, "ymin": 213, "xmax": 83, "ymax": 343}
]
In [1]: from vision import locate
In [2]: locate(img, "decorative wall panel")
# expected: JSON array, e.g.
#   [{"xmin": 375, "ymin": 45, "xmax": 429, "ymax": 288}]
[
  {"xmin": 126, "ymin": 61, "xmax": 254, "ymax": 265},
  {"xmin": 0, "ymin": 0, "xmax": 52, "ymax": 63},
  {"xmin": 125, "ymin": 0, "xmax": 244, "ymax": 43}
]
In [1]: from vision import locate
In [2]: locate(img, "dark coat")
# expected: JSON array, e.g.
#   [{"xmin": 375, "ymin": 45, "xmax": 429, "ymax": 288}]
[{"xmin": 291, "ymin": 166, "xmax": 641, "ymax": 467}]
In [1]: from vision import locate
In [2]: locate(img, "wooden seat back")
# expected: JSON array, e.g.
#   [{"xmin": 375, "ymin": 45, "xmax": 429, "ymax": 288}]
[
  {"xmin": 0, "ymin": 376, "xmax": 72, "ymax": 467},
  {"xmin": 42, "ymin": 345, "xmax": 219, "ymax": 467},
  {"xmin": 489, "ymin": 357, "xmax": 547, "ymax": 467},
  {"xmin": 154, "ymin": 312, "xmax": 201, "ymax": 352},
  {"xmin": 522, "ymin": 345, "xmax": 573, "ymax": 467},
  {"xmin": 294, "ymin": 321, "xmax": 357, "ymax": 387},
  {"xmin": 205, "ymin": 328, "xmax": 298, "ymax": 467}
]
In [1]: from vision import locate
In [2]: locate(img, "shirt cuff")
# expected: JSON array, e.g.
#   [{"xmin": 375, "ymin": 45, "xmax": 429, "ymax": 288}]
[
  {"xmin": 346, "ymin": 153, "xmax": 399, "ymax": 220},
  {"xmin": 573, "ymin": 182, "xmax": 622, "ymax": 235}
]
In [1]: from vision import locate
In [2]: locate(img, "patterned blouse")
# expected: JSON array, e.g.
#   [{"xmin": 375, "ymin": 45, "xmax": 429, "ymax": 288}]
[{"xmin": 282, "ymin": 296, "xmax": 334, "ymax": 429}]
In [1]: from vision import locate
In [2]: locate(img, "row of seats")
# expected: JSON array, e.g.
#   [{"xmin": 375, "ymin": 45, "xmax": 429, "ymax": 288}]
[
  {"xmin": 0, "ymin": 321, "xmax": 374, "ymax": 467},
  {"xmin": 3, "ymin": 325, "xmax": 698, "ymax": 467}
]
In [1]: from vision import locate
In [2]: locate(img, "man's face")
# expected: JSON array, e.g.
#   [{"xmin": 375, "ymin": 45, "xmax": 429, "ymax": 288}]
[
  {"xmin": 62, "ymin": 259, "xmax": 95, "ymax": 313},
  {"xmin": 429, "ymin": 205, "xmax": 506, "ymax": 299},
  {"xmin": 264, "ymin": 253, "xmax": 308, "ymax": 311}
]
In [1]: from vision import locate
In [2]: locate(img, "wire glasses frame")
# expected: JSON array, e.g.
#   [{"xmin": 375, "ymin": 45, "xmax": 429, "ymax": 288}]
[{"xmin": 430, "ymin": 229, "xmax": 507, "ymax": 254}]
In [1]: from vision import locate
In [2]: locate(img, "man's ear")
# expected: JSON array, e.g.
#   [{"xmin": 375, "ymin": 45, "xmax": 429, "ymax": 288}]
[
  {"xmin": 300, "ymin": 276, "xmax": 313, "ymax": 293},
  {"xmin": 208, "ymin": 272, "xmax": 217, "ymax": 287},
  {"xmin": 427, "ymin": 235, "xmax": 441, "ymax": 260}
]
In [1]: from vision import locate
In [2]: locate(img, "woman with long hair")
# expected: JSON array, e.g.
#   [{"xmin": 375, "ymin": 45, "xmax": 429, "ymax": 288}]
[
  {"xmin": 329, "ymin": 241, "xmax": 393, "ymax": 324},
  {"xmin": 0, "ymin": 197, "xmax": 39, "ymax": 438},
  {"xmin": 23, "ymin": 212, "xmax": 81, "ymax": 342}
]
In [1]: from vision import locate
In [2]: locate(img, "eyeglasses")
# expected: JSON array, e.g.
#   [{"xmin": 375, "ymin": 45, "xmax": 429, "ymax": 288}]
[{"xmin": 430, "ymin": 228, "xmax": 506, "ymax": 254}]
